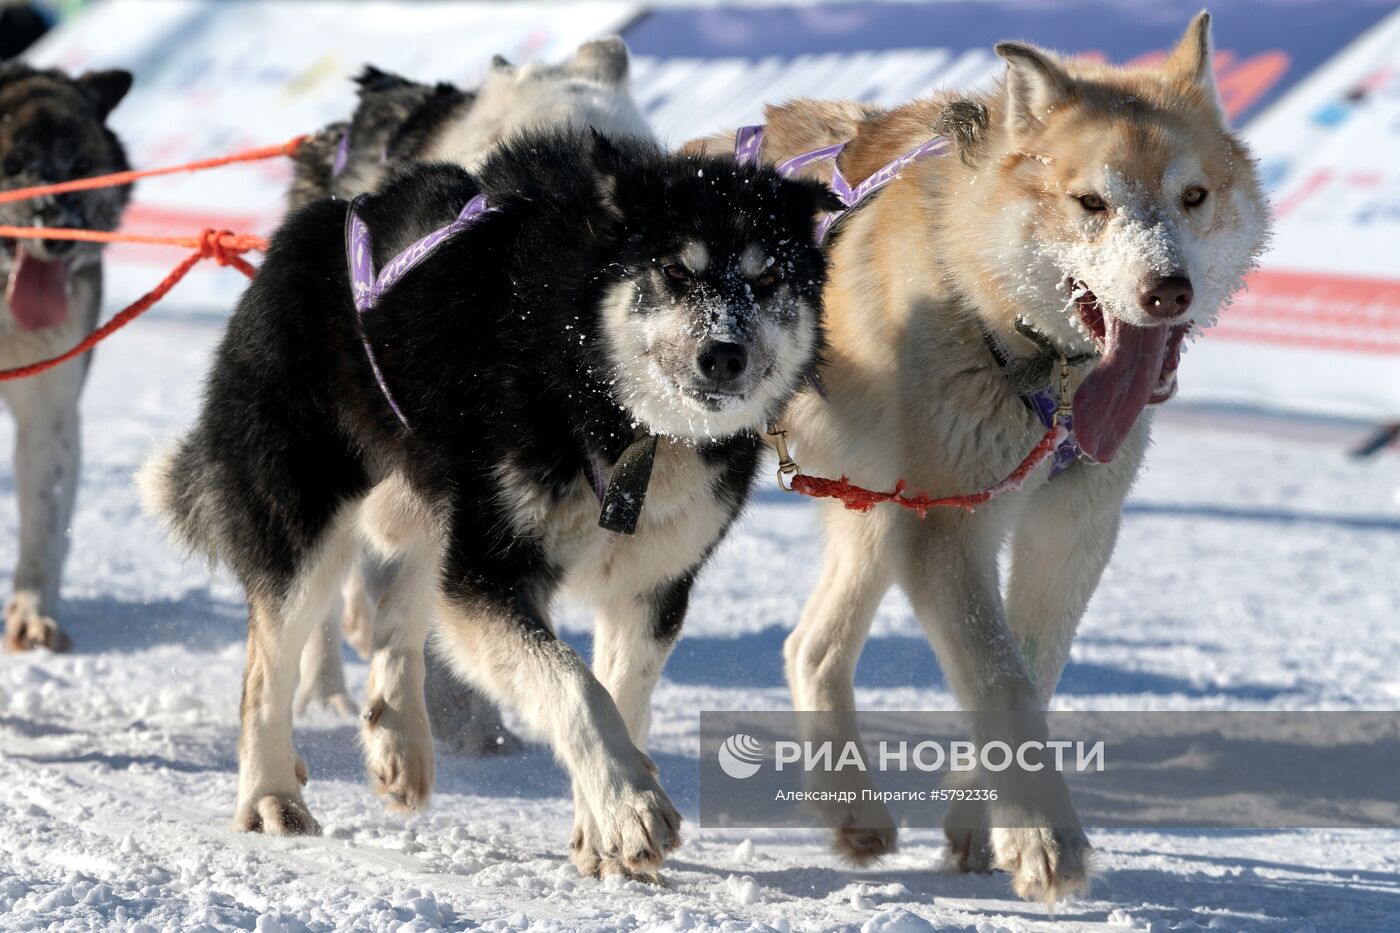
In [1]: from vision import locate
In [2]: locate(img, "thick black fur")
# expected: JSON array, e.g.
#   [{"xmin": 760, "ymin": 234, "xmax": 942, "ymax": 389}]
[
  {"xmin": 164, "ymin": 131, "xmax": 833, "ymax": 621},
  {"xmin": 287, "ymin": 65, "xmax": 472, "ymax": 209}
]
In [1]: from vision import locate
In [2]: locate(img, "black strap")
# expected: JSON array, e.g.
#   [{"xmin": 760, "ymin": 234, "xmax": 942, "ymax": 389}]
[{"xmin": 598, "ymin": 434, "xmax": 659, "ymax": 535}]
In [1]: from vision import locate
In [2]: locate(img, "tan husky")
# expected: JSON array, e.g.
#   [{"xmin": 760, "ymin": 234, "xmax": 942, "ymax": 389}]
[{"xmin": 691, "ymin": 12, "xmax": 1269, "ymax": 903}]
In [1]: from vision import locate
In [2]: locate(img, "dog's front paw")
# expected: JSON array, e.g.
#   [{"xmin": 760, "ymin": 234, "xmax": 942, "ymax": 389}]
[
  {"xmin": 943, "ymin": 796, "xmax": 993, "ymax": 873},
  {"xmin": 568, "ymin": 809, "xmax": 631, "ymax": 880},
  {"xmin": 587, "ymin": 786, "xmax": 681, "ymax": 883},
  {"xmin": 835, "ymin": 821, "xmax": 897, "ymax": 865},
  {"xmin": 233, "ymin": 792, "xmax": 321, "ymax": 836},
  {"xmin": 361, "ymin": 695, "xmax": 434, "ymax": 811},
  {"xmin": 799, "ymin": 769, "xmax": 896, "ymax": 864},
  {"xmin": 991, "ymin": 825, "xmax": 1093, "ymax": 904},
  {"xmin": 4, "ymin": 592, "xmax": 71, "ymax": 652},
  {"xmin": 824, "ymin": 797, "xmax": 897, "ymax": 865},
  {"xmin": 944, "ymin": 822, "xmax": 995, "ymax": 873}
]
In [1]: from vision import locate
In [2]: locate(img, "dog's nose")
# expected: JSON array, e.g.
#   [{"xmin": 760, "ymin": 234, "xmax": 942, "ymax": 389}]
[
  {"xmin": 1138, "ymin": 276, "xmax": 1193, "ymax": 318},
  {"xmin": 696, "ymin": 341, "xmax": 748, "ymax": 384}
]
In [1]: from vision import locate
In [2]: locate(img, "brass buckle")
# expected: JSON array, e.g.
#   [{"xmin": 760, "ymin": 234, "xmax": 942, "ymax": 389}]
[
  {"xmin": 766, "ymin": 424, "xmax": 801, "ymax": 492},
  {"xmin": 1055, "ymin": 355, "xmax": 1073, "ymax": 420}
]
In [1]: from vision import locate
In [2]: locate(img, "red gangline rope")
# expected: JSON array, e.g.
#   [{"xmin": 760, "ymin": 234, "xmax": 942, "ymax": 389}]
[
  {"xmin": 0, "ymin": 135, "xmax": 306, "ymax": 205},
  {"xmin": 788, "ymin": 423, "xmax": 1068, "ymax": 515},
  {"xmin": 0, "ymin": 136, "xmax": 305, "ymax": 380},
  {"xmin": 0, "ymin": 227, "xmax": 265, "ymax": 381}
]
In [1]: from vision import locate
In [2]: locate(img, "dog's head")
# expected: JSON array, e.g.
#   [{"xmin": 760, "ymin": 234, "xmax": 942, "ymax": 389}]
[
  {"xmin": 445, "ymin": 37, "xmax": 651, "ymax": 170},
  {"xmin": 0, "ymin": 65, "xmax": 132, "ymax": 330},
  {"xmin": 969, "ymin": 12, "xmax": 1269, "ymax": 462},
  {"xmin": 590, "ymin": 139, "xmax": 835, "ymax": 441}
]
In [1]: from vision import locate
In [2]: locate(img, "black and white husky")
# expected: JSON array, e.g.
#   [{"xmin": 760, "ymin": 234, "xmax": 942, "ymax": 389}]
[
  {"xmin": 286, "ymin": 39, "xmax": 651, "ymax": 756},
  {"xmin": 141, "ymin": 130, "xmax": 832, "ymax": 881}
]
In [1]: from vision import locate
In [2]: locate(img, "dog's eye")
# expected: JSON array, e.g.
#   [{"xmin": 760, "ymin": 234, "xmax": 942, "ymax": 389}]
[
  {"xmin": 2, "ymin": 156, "xmax": 21, "ymax": 177},
  {"xmin": 753, "ymin": 271, "xmax": 780, "ymax": 290},
  {"xmin": 1075, "ymin": 193, "xmax": 1107, "ymax": 213},
  {"xmin": 662, "ymin": 263, "xmax": 690, "ymax": 283},
  {"xmin": 72, "ymin": 156, "xmax": 92, "ymax": 176},
  {"xmin": 1183, "ymin": 186, "xmax": 1208, "ymax": 208}
]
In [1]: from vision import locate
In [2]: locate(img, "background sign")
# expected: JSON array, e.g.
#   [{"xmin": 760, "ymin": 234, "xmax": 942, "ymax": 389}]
[{"xmin": 25, "ymin": 0, "xmax": 639, "ymax": 310}]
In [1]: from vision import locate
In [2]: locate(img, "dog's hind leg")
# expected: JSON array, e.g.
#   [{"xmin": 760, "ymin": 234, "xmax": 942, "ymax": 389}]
[
  {"xmin": 352, "ymin": 541, "xmax": 520, "ymax": 757},
  {"xmin": 423, "ymin": 642, "xmax": 520, "ymax": 756},
  {"xmin": 568, "ymin": 575, "xmax": 692, "ymax": 878},
  {"xmin": 2, "ymin": 358, "xmax": 85, "ymax": 653},
  {"xmin": 234, "ymin": 524, "xmax": 354, "ymax": 835},
  {"xmin": 295, "ymin": 602, "xmax": 355, "ymax": 717},
  {"xmin": 784, "ymin": 504, "xmax": 898, "ymax": 864},
  {"xmin": 358, "ymin": 543, "xmax": 436, "ymax": 812},
  {"xmin": 435, "ymin": 587, "xmax": 680, "ymax": 883},
  {"xmin": 341, "ymin": 545, "xmax": 393, "ymax": 660}
]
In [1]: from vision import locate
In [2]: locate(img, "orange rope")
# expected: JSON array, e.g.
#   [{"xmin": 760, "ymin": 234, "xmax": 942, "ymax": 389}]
[
  {"xmin": 789, "ymin": 423, "xmax": 1066, "ymax": 516},
  {"xmin": 0, "ymin": 228, "xmax": 262, "ymax": 381},
  {"xmin": 0, "ymin": 135, "xmax": 307, "ymax": 381},
  {"xmin": 0, "ymin": 136, "xmax": 306, "ymax": 205}
]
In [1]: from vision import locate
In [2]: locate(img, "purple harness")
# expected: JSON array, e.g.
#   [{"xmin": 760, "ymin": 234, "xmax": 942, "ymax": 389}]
[
  {"xmin": 345, "ymin": 193, "xmax": 493, "ymax": 429},
  {"xmin": 734, "ymin": 125, "xmax": 952, "ymax": 245},
  {"xmin": 737, "ymin": 125, "xmax": 1081, "ymax": 477},
  {"xmin": 1028, "ymin": 387, "xmax": 1080, "ymax": 477}
]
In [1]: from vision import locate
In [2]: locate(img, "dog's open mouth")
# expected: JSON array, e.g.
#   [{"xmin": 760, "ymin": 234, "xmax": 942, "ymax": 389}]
[
  {"xmin": 1070, "ymin": 281, "xmax": 1191, "ymax": 463},
  {"xmin": 4, "ymin": 241, "xmax": 71, "ymax": 331}
]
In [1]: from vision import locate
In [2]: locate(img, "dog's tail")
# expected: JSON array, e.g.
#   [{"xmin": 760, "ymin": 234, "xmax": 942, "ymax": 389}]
[{"xmin": 136, "ymin": 435, "xmax": 224, "ymax": 568}]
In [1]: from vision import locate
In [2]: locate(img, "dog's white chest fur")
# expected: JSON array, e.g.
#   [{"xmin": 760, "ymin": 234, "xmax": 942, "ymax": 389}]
[{"xmin": 500, "ymin": 438, "xmax": 731, "ymax": 603}]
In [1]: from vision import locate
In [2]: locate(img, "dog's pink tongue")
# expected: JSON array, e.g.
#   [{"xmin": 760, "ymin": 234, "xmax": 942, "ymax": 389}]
[
  {"xmin": 1072, "ymin": 315, "xmax": 1172, "ymax": 463},
  {"xmin": 5, "ymin": 245, "xmax": 69, "ymax": 331}
]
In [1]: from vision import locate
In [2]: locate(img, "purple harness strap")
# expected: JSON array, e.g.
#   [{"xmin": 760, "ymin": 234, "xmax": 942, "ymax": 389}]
[
  {"xmin": 345, "ymin": 193, "xmax": 493, "ymax": 430},
  {"xmin": 332, "ymin": 129, "xmax": 350, "ymax": 177},
  {"xmin": 735, "ymin": 126, "xmax": 952, "ymax": 245},
  {"xmin": 1027, "ymin": 390, "xmax": 1081, "ymax": 478},
  {"xmin": 739, "ymin": 124, "xmax": 1082, "ymax": 478}
]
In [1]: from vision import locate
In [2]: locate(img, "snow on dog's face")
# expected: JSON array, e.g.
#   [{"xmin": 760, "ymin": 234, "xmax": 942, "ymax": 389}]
[
  {"xmin": 596, "ymin": 149, "xmax": 835, "ymax": 441},
  {"xmin": 429, "ymin": 37, "xmax": 651, "ymax": 172},
  {"xmin": 0, "ymin": 65, "xmax": 131, "ymax": 331},
  {"xmin": 979, "ymin": 13, "xmax": 1269, "ymax": 463}
]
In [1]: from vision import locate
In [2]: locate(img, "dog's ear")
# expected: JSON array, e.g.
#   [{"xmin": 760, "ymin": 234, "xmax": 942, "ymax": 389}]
[
  {"xmin": 77, "ymin": 69, "xmax": 133, "ymax": 119},
  {"xmin": 354, "ymin": 65, "xmax": 416, "ymax": 93},
  {"xmin": 586, "ymin": 129, "xmax": 631, "ymax": 221},
  {"xmin": 1166, "ymin": 10, "xmax": 1224, "ymax": 118},
  {"xmin": 994, "ymin": 42, "xmax": 1073, "ymax": 139},
  {"xmin": 489, "ymin": 54, "xmax": 515, "ymax": 76},
  {"xmin": 571, "ymin": 36, "xmax": 630, "ymax": 84}
]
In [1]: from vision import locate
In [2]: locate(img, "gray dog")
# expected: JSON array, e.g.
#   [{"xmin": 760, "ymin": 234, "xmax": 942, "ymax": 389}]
[{"xmin": 0, "ymin": 64, "xmax": 131, "ymax": 653}]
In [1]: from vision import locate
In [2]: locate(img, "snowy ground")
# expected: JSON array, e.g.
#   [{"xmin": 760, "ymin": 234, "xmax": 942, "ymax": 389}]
[{"xmin": 1, "ymin": 311, "xmax": 1398, "ymax": 931}]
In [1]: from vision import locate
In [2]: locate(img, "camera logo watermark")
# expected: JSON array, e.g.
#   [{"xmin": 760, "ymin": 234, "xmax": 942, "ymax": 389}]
[{"xmin": 718, "ymin": 733, "xmax": 765, "ymax": 779}]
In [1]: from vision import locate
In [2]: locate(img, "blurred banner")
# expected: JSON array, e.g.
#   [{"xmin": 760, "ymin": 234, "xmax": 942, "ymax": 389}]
[
  {"xmin": 25, "ymin": 0, "xmax": 640, "ymax": 310},
  {"xmin": 624, "ymin": 0, "xmax": 1400, "ymax": 420},
  {"xmin": 24, "ymin": 0, "xmax": 1400, "ymax": 419}
]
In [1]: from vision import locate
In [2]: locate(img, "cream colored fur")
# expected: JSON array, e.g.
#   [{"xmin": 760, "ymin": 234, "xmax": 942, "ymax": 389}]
[{"xmin": 690, "ymin": 11, "xmax": 1268, "ymax": 904}]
